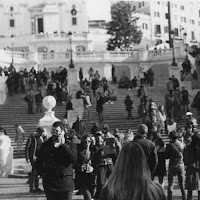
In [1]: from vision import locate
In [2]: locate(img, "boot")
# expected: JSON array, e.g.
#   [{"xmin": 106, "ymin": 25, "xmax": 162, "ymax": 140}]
[
  {"xmin": 167, "ymin": 191, "xmax": 172, "ymax": 200},
  {"xmin": 198, "ymin": 191, "xmax": 200, "ymax": 200},
  {"xmin": 187, "ymin": 190, "xmax": 192, "ymax": 200}
]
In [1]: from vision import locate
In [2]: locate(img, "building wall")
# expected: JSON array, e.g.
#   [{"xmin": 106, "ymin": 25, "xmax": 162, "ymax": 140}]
[
  {"xmin": 132, "ymin": 1, "xmax": 200, "ymax": 44},
  {"xmin": 0, "ymin": 2, "xmax": 32, "ymax": 37},
  {"xmin": 0, "ymin": 0, "xmax": 88, "ymax": 37}
]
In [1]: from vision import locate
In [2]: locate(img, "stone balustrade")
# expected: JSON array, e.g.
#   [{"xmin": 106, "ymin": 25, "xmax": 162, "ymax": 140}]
[
  {"xmin": 0, "ymin": 47, "xmax": 186, "ymax": 66},
  {"xmin": 32, "ymin": 32, "xmax": 88, "ymax": 41}
]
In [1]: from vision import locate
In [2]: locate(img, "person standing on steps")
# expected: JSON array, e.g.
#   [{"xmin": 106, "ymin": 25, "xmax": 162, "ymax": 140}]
[
  {"xmin": 165, "ymin": 131, "xmax": 186, "ymax": 200},
  {"xmin": 35, "ymin": 121, "xmax": 77, "ymax": 200},
  {"xmin": 79, "ymin": 67, "xmax": 83, "ymax": 88},
  {"xmin": 24, "ymin": 89, "xmax": 34, "ymax": 114},
  {"xmin": 124, "ymin": 95, "xmax": 133, "ymax": 120},
  {"xmin": 14, "ymin": 124, "xmax": 25, "ymax": 156},
  {"xmin": 72, "ymin": 116, "xmax": 86, "ymax": 139},
  {"xmin": 35, "ymin": 89, "xmax": 43, "ymax": 114},
  {"xmin": 25, "ymin": 127, "xmax": 47, "ymax": 193},
  {"xmin": 96, "ymin": 92, "xmax": 104, "ymax": 123}
]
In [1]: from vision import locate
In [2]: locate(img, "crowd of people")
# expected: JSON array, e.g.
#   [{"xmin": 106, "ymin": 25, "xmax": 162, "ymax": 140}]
[
  {"xmin": 2, "ymin": 63, "xmax": 200, "ymax": 200},
  {"xmin": 20, "ymin": 68, "xmax": 200, "ymax": 200},
  {"xmin": 21, "ymin": 112, "xmax": 200, "ymax": 200}
]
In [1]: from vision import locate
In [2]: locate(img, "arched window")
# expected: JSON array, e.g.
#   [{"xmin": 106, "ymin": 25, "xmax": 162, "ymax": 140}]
[
  {"xmin": 10, "ymin": 6, "xmax": 14, "ymax": 12},
  {"xmin": 76, "ymin": 46, "xmax": 85, "ymax": 52}
]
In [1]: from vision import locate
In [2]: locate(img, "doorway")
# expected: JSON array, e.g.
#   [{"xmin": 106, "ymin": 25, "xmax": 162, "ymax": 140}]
[{"xmin": 38, "ymin": 18, "xmax": 43, "ymax": 33}]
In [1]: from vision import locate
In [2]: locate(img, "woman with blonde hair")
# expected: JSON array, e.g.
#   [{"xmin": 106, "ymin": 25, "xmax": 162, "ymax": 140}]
[{"xmin": 100, "ymin": 142, "xmax": 166, "ymax": 200}]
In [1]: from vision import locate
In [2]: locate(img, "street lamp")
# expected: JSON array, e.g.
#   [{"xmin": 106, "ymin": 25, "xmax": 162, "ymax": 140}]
[
  {"xmin": 11, "ymin": 34, "xmax": 15, "ymax": 65},
  {"xmin": 183, "ymin": 32, "xmax": 188, "ymax": 59},
  {"xmin": 170, "ymin": 30, "xmax": 177, "ymax": 66},
  {"xmin": 68, "ymin": 31, "xmax": 74, "ymax": 68}
]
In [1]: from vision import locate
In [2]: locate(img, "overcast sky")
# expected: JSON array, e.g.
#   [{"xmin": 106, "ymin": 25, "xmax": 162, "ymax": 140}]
[{"xmin": 86, "ymin": 0, "xmax": 111, "ymax": 21}]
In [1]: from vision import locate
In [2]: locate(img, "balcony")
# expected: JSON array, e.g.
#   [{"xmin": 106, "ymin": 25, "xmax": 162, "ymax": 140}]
[{"xmin": 31, "ymin": 32, "xmax": 88, "ymax": 42}]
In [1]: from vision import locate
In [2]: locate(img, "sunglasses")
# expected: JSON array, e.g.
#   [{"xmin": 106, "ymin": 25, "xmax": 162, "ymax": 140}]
[
  {"xmin": 51, "ymin": 129, "xmax": 60, "ymax": 135},
  {"xmin": 83, "ymin": 140, "xmax": 91, "ymax": 143}
]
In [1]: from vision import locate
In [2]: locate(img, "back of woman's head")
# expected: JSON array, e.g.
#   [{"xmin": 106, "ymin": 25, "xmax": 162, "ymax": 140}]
[
  {"xmin": 126, "ymin": 95, "xmax": 130, "ymax": 100},
  {"xmin": 106, "ymin": 142, "xmax": 150, "ymax": 200}
]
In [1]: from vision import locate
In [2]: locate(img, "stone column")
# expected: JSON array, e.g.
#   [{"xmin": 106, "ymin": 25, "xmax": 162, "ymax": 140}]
[
  {"xmin": 0, "ymin": 76, "xmax": 7, "ymax": 105},
  {"xmin": 103, "ymin": 64, "xmax": 112, "ymax": 81},
  {"xmin": 38, "ymin": 96, "xmax": 60, "ymax": 138},
  {"xmin": 67, "ymin": 68, "xmax": 84, "ymax": 126},
  {"xmin": 68, "ymin": 68, "xmax": 80, "ymax": 98}
]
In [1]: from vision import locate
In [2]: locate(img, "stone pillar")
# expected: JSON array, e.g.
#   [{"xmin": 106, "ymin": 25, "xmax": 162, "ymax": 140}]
[
  {"xmin": 67, "ymin": 68, "xmax": 84, "ymax": 126},
  {"xmin": 103, "ymin": 64, "xmax": 112, "ymax": 81},
  {"xmin": 38, "ymin": 96, "xmax": 60, "ymax": 138},
  {"xmin": 0, "ymin": 76, "xmax": 7, "ymax": 105},
  {"xmin": 68, "ymin": 68, "xmax": 80, "ymax": 98},
  {"xmin": 0, "ymin": 135, "xmax": 13, "ymax": 177}
]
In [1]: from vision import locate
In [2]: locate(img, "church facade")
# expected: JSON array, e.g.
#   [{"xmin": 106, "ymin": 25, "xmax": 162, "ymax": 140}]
[
  {"xmin": 0, "ymin": 0, "xmax": 94, "ymax": 53},
  {"xmin": 0, "ymin": 0, "xmax": 88, "ymax": 36}
]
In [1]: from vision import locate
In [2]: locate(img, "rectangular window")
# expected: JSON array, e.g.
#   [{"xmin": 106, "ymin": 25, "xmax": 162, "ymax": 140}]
[
  {"xmin": 139, "ymin": 3, "xmax": 141, "ymax": 8},
  {"xmin": 155, "ymin": 24, "xmax": 161, "ymax": 34},
  {"xmin": 181, "ymin": 17, "xmax": 186, "ymax": 22},
  {"xmin": 165, "ymin": 13, "xmax": 168, "ymax": 19},
  {"xmin": 190, "ymin": 19, "xmax": 195, "ymax": 25},
  {"xmin": 180, "ymin": 5, "xmax": 184, "ymax": 10},
  {"xmin": 133, "ymin": 5, "xmax": 136, "ymax": 11},
  {"xmin": 72, "ymin": 17, "xmax": 77, "ymax": 25},
  {"xmin": 164, "ymin": 26, "xmax": 169, "ymax": 33},
  {"xmin": 10, "ymin": 19, "xmax": 15, "ymax": 27},
  {"xmin": 158, "ymin": 1, "xmax": 160, "ymax": 4},
  {"xmin": 191, "ymin": 31, "xmax": 195, "ymax": 40},
  {"xmin": 142, "ymin": 23, "xmax": 148, "ymax": 30},
  {"xmin": 154, "ymin": 12, "xmax": 160, "ymax": 17},
  {"xmin": 174, "ymin": 28, "xmax": 179, "ymax": 37},
  {"xmin": 143, "ymin": 1, "xmax": 145, "ymax": 6}
]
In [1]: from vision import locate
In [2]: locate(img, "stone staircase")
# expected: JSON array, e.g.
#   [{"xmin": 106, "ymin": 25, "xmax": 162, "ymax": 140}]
[
  {"xmin": 0, "ymin": 67, "xmax": 198, "ymax": 177},
  {"xmin": 0, "ymin": 77, "xmax": 196, "ymax": 159},
  {"xmin": 83, "ymin": 83, "xmax": 171, "ymax": 142}
]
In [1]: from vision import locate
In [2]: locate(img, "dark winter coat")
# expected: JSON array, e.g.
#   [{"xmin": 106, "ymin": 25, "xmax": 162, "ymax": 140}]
[
  {"xmin": 96, "ymin": 96, "xmax": 104, "ymax": 112},
  {"xmin": 133, "ymin": 135, "xmax": 158, "ymax": 174},
  {"xmin": 124, "ymin": 99, "xmax": 133, "ymax": 111},
  {"xmin": 35, "ymin": 137, "xmax": 77, "ymax": 192}
]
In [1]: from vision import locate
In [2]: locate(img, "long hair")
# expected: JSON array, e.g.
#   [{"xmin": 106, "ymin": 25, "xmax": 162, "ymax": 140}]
[{"xmin": 105, "ymin": 142, "xmax": 164, "ymax": 200}]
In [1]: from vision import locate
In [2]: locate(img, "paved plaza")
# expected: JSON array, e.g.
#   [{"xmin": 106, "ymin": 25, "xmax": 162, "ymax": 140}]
[{"xmin": 0, "ymin": 176, "xmax": 198, "ymax": 200}]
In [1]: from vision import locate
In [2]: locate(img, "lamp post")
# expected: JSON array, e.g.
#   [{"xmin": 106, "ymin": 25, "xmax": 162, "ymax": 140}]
[
  {"xmin": 68, "ymin": 31, "xmax": 74, "ymax": 68},
  {"xmin": 11, "ymin": 34, "xmax": 14, "ymax": 65},
  {"xmin": 170, "ymin": 30, "xmax": 177, "ymax": 66},
  {"xmin": 183, "ymin": 32, "xmax": 188, "ymax": 59}
]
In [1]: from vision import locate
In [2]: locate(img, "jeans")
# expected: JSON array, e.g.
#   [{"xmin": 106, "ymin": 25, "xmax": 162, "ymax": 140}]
[
  {"xmin": 95, "ymin": 164, "xmax": 113, "ymax": 198},
  {"xmin": 45, "ymin": 191, "xmax": 73, "ymax": 200},
  {"xmin": 168, "ymin": 164, "xmax": 186, "ymax": 200}
]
